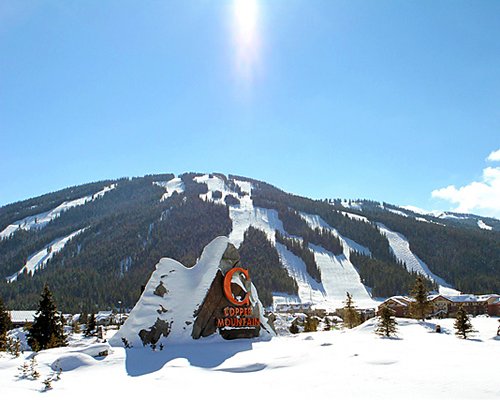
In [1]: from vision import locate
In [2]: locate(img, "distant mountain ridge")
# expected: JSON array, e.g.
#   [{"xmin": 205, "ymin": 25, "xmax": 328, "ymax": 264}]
[{"xmin": 0, "ymin": 172, "xmax": 499, "ymax": 312}]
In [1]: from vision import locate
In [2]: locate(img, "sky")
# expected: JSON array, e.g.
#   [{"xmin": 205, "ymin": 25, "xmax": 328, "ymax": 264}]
[{"xmin": 1, "ymin": 1, "xmax": 499, "ymax": 218}]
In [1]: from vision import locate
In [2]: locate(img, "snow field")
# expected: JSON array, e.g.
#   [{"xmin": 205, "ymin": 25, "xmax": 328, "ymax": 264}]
[
  {"xmin": 192, "ymin": 175, "xmax": 379, "ymax": 309},
  {"xmin": 154, "ymin": 177, "xmax": 185, "ymax": 201},
  {"xmin": 6, "ymin": 228, "xmax": 86, "ymax": 283},
  {"xmin": 0, "ymin": 184, "xmax": 116, "ymax": 240},
  {"xmin": 1, "ymin": 317, "xmax": 498, "ymax": 399},
  {"xmin": 376, "ymin": 223, "xmax": 459, "ymax": 295}
]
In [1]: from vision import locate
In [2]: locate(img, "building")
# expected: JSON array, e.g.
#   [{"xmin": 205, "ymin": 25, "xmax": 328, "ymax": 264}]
[
  {"xmin": 378, "ymin": 293, "xmax": 500, "ymax": 318},
  {"xmin": 9, "ymin": 310, "xmax": 37, "ymax": 328},
  {"xmin": 377, "ymin": 296, "xmax": 414, "ymax": 317}
]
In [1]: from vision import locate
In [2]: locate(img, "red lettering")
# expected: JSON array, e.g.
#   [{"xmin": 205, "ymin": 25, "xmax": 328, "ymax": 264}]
[{"xmin": 223, "ymin": 268, "xmax": 250, "ymax": 306}]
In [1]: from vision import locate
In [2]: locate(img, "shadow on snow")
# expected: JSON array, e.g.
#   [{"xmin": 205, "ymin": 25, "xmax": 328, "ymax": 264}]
[{"xmin": 123, "ymin": 339, "xmax": 256, "ymax": 377}]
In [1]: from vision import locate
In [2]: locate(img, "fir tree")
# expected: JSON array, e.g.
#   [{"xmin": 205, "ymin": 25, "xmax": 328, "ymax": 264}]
[
  {"xmin": 27, "ymin": 285, "xmax": 66, "ymax": 351},
  {"xmin": 324, "ymin": 317, "xmax": 332, "ymax": 331},
  {"xmin": 304, "ymin": 315, "xmax": 319, "ymax": 332},
  {"xmin": 0, "ymin": 298, "xmax": 12, "ymax": 351},
  {"xmin": 375, "ymin": 306, "xmax": 398, "ymax": 337},
  {"xmin": 289, "ymin": 321, "xmax": 299, "ymax": 334},
  {"xmin": 85, "ymin": 313, "xmax": 96, "ymax": 336},
  {"xmin": 454, "ymin": 307, "xmax": 475, "ymax": 339},
  {"xmin": 343, "ymin": 292, "xmax": 361, "ymax": 329},
  {"xmin": 410, "ymin": 276, "xmax": 431, "ymax": 320}
]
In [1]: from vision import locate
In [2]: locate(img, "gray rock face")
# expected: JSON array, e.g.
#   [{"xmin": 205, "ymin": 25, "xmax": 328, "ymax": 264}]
[
  {"xmin": 192, "ymin": 243, "xmax": 261, "ymax": 340},
  {"xmin": 138, "ymin": 318, "xmax": 172, "ymax": 346},
  {"xmin": 153, "ymin": 281, "xmax": 168, "ymax": 297}
]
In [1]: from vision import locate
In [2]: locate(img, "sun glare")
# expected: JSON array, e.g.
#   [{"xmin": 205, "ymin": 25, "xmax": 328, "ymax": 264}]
[
  {"xmin": 233, "ymin": 0, "xmax": 260, "ymax": 84},
  {"xmin": 234, "ymin": 0, "xmax": 258, "ymax": 47}
]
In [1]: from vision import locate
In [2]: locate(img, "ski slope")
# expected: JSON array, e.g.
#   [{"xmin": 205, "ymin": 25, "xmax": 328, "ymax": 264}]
[
  {"xmin": 376, "ymin": 223, "xmax": 459, "ymax": 296},
  {"xmin": 154, "ymin": 177, "xmax": 185, "ymax": 201},
  {"xmin": 298, "ymin": 212, "xmax": 376, "ymax": 308},
  {"xmin": 193, "ymin": 175, "xmax": 379, "ymax": 310},
  {"xmin": 0, "ymin": 184, "xmax": 116, "ymax": 240},
  {"xmin": 6, "ymin": 228, "xmax": 86, "ymax": 283}
]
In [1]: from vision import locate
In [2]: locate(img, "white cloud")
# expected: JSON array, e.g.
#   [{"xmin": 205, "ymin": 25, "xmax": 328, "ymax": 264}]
[
  {"xmin": 486, "ymin": 148, "xmax": 500, "ymax": 162},
  {"xmin": 432, "ymin": 166, "xmax": 500, "ymax": 219}
]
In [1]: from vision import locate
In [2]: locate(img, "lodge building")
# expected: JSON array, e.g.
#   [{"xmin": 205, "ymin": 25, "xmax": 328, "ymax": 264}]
[{"xmin": 378, "ymin": 294, "xmax": 500, "ymax": 318}]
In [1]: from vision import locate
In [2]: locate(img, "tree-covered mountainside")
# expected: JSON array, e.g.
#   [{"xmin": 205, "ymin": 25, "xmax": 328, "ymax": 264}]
[
  {"xmin": 0, "ymin": 172, "xmax": 499, "ymax": 311},
  {"xmin": 239, "ymin": 227, "xmax": 298, "ymax": 307}
]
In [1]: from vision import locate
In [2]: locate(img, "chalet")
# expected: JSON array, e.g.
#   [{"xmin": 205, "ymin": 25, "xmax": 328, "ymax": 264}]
[
  {"xmin": 429, "ymin": 294, "xmax": 488, "ymax": 317},
  {"xmin": 378, "ymin": 293, "xmax": 500, "ymax": 318},
  {"xmin": 274, "ymin": 303, "xmax": 313, "ymax": 314},
  {"xmin": 9, "ymin": 310, "xmax": 36, "ymax": 328},
  {"xmin": 377, "ymin": 296, "xmax": 414, "ymax": 317},
  {"xmin": 485, "ymin": 295, "xmax": 500, "ymax": 317}
]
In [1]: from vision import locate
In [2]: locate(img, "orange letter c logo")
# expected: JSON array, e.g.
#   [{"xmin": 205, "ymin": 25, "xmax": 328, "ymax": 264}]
[{"xmin": 223, "ymin": 267, "xmax": 250, "ymax": 306}]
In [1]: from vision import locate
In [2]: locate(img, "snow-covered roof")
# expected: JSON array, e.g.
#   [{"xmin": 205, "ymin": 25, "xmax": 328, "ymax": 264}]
[
  {"xmin": 382, "ymin": 296, "xmax": 414, "ymax": 307},
  {"xmin": 9, "ymin": 310, "xmax": 36, "ymax": 323}
]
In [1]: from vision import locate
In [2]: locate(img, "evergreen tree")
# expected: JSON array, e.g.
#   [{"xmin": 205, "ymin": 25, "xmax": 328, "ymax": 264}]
[
  {"xmin": 375, "ymin": 306, "xmax": 398, "ymax": 337},
  {"xmin": 71, "ymin": 319, "xmax": 81, "ymax": 334},
  {"xmin": 304, "ymin": 315, "xmax": 319, "ymax": 332},
  {"xmin": 454, "ymin": 307, "xmax": 475, "ymax": 339},
  {"xmin": 27, "ymin": 285, "xmax": 66, "ymax": 351},
  {"xmin": 0, "ymin": 298, "xmax": 12, "ymax": 350},
  {"xmin": 324, "ymin": 317, "xmax": 332, "ymax": 331},
  {"xmin": 410, "ymin": 276, "xmax": 431, "ymax": 320},
  {"xmin": 343, "ymin": 292, "xmax": 361, "ymax": 329},
  {"xmin": 85, "ymin": 313, "xmax": 96, "ymax": 336}
]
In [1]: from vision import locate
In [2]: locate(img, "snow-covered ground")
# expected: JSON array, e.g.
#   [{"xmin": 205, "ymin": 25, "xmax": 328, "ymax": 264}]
[
  {"xmin": 6, "ymin": 228, "xmax": 86, "ymax": 283},
  {"xmin": 478, "ymin": 220, "xmax": 493, "ymax": 230},
  {"xmin": 154, "ymin": 177, "xmax": 185, "ymax": 201},
  {"xmin": 376, "ymin": 223, "xmax": 460, "ymax": 296},
  {"xmin": 0, "ymin": 184, "xmax": 115, "ymax": 240},
  {"xmin": 1, "ymin": 317, "xmax": 498, "ymax": 399},
  {"xmin": 192, "ymin": 175, "xmax": 379, "ymax": 310}
]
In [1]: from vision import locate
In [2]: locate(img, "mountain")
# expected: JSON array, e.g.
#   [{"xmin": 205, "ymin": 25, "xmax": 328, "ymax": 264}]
[{"xmin": 1, "ymin": 172, "xmax": 499, "ymax": 312}]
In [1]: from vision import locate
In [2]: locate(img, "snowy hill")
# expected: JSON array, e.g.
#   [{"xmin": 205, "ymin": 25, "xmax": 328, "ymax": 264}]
[
  {"xmin": 0, "ymin": 172, "xmax": 499, "ymax": 312},
  {"xmin": 1, "ymin": 316, "xmax": 499, "ymax": 399}
]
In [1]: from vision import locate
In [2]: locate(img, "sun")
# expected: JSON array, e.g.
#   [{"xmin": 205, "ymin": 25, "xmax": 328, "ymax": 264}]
[
  {"xmin": 232, "ymin": 0, "xmax": 260, "ymax": 84},
  {"xmin": 234, "ymin": 0, "xmax": 258, "ymax": 48}
]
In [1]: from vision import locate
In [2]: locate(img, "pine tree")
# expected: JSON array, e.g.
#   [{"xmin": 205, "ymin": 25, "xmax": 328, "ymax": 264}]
[
  {"xmin": 410, "ymin": 276, "xmax": 431, "ymax": 320},
  {"xmin": 375, "ymin": 306, "xmax": 398, "ymax": 337},
  {"xmin": 289, "ymin": 321, "xmax": 299, "ymax": 334},
  {"xmin": 27, "ymin": 285, "xmax": 66, "ymax": 351},
  {"xmin": 304, "ymin": 315, "xmax": 318, "ymax": 332},
  {"xmin": 0, "ymin": 298, "xmax": 12, "ymax": 351},
  {"xmin": 85, "ymin": 313, "xmax": 96, "ymax": 336},
  {"xmin": 324, "ymin": 317, "xmax": 332, "ymax": 331},
  {"xmin": 343, "ymin": 292, "xmax": 361, "ymax": 329},
  {"xmin": 454, "ymin": 307, "xmax": 475, "ymax": 339}
]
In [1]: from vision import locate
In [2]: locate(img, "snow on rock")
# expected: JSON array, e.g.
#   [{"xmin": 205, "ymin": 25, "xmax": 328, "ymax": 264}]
[
  {"xmin": 478, "ymin": 220, "xmax": 493, "ymax": 230},
  {"xmin": 6, "ymin": 228, "xmax": 86, "ymax": 283},
  {"xmin": 109, "ymin": 236, "xmax": 274, "ymax": 348},
  {"xmin": 154, "ymin": 177, "xmax": 185, "ymax": 201},
  {"xmin": 376, "ymin": 223, "xmax": 459, "ymax": 295},
  {"xmin": 0, "ymin": 184, "xmax": 116, "ymax": 240}
]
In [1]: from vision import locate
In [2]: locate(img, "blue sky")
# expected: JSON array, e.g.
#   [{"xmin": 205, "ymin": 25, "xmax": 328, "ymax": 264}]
[{"xmin": 1, "ymin": 1, "xmax": 499, "ymax": 217}]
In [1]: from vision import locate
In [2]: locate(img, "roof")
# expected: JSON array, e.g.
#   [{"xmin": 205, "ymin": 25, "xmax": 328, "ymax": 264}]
[
  {"xmin": 9, "ymin": 310, "xmax": 36, "ymax": 323},
  {"xmin": 382, "ymin": 296, "xmax": 414, "ymax": 307}
]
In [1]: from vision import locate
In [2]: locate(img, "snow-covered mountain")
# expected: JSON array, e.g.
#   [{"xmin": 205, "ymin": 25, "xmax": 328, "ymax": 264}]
[{"xmin": 0, "ymin": 172, "xmax": 499, "ymax": 312}]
